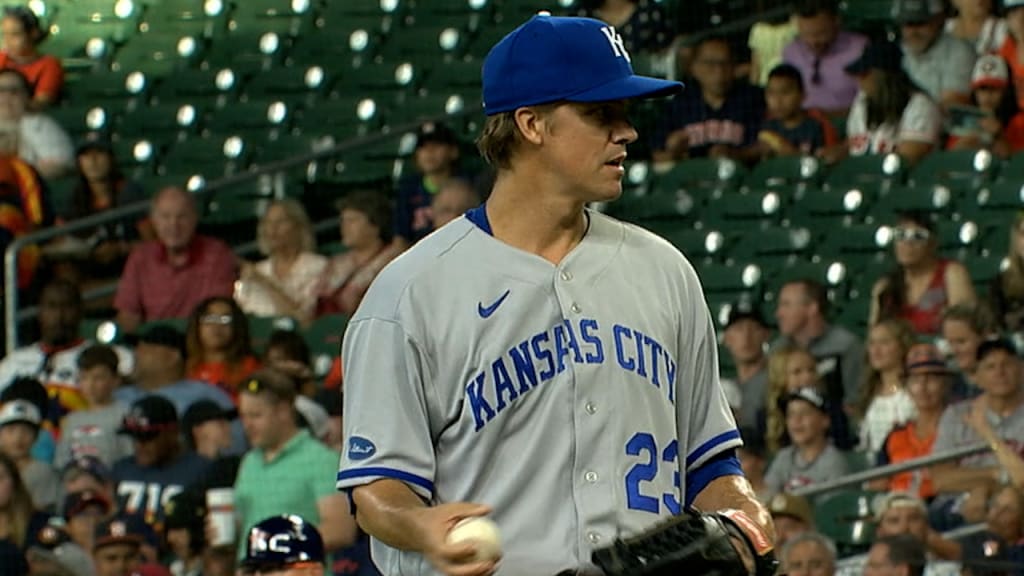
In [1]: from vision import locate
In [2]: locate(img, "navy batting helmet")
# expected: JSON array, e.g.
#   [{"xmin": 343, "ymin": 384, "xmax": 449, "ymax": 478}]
[{"xmin": 240, "ymin": 515, "xmax": 324, "ymax": 572}]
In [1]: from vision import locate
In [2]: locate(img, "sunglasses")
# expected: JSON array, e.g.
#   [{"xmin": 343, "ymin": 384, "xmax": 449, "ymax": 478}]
[
  {"xmin": 893, "ymin": 228, "xmax": 931, "ymax": 243},
  {"xmin": 200, "ymin": 314, "xmax": 233, "ymax": 325}
]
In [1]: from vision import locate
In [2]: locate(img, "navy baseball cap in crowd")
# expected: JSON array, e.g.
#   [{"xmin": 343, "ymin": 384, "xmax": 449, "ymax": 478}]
[
  {"xmin": 481, "ymin": 14, "xmax": 683, "ymax": 116},
  {"xmin": 118, "ymin": 395, "xmax": 178, "ymax": 437},
  {"xmin": 845, "ymin": 41, "xmax": 904, "ymax": 75},
  {"xmin": 241, "ymin": 515, "xmax": 325, "ymax": 572},
  {"xmin": 415, "ymin": 122, "xmax": 458, "ymax": 148},
  {"xmin": 725, "ymin": 300, "xmax": 768, "ymax": 330},
  {"xmin": 93, "ymin": 515, "xmax": 147, "ymax": 551},
  {"xmin": 76, "ymin": 131, "xmax": 113, "ymax": 155}
]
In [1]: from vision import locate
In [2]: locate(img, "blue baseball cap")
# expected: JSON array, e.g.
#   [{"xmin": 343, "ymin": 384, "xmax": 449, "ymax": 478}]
[{"xmin": 482, "ymin": 15, "xmax": 683, "ymax": 116}]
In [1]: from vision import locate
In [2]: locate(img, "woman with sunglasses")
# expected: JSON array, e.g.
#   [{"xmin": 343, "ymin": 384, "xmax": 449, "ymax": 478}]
[
  {"xmin": 870, "ymin": 211, "xmax": 976, "ymax": 335},
  {"xmin": 0, "ymin": 5, "xmax": 62, "ymax": 109},
  {"xmin": 185, "ymin": 297, "xmax": 261, "ymax": 400}
]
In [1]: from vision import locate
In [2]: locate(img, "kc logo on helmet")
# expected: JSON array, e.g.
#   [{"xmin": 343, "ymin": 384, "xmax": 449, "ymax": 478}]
[{"xmin": 600, "ymin": 26, "xmax": 631, "ymax": 63}]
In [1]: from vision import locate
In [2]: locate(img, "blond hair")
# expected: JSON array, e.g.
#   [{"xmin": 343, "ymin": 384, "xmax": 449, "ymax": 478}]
[
  {"xmin": 475, "ymin": 103, "xmax": 561, "ymax": 170},
  {"xmin": 765, "ymin": 345, "xmax": 819, "ymax": 453},
  {"xmin": 856, "ymin": 318, "xmax": 915, "ymax": 419},
  {"xmin": 257, "ymin": 198, "xmax": 316, "ymax": 256}
]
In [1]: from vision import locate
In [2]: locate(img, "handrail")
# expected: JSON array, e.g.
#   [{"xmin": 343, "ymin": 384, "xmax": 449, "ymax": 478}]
[
  {"xmin": 4, "ymin": 111, "xmax": 476, "ymax": 352},
  {"xmin": 790, "ymin": 442, "xmax": 991, "ymax": 498}
]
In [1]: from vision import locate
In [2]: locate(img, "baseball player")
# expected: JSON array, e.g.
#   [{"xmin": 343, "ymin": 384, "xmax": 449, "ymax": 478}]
[
  {"xmin": 240, "ymin": 515, "xmax": 326, "ymax": 576},
  {"xmin": 337, "ymin": 14, "xmax": 776, "ymax": 576}
]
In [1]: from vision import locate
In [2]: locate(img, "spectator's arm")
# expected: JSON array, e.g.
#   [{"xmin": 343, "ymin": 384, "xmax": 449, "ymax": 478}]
[
  {"xmin": 239, "ymin": 262, "xmax": 309, "ymax": 323},
  {"xmin": 317, "ymin": 493, "xmax": 358, "ymax": 550},
  {"xmin": 931, "ymin": 461, "xmax": 1000, "ymax": 494},
  {"xmin": 895, "ymin": 141, "xmax": 934, "ymax": 166},
  {"xmin": 965, "ymin": 398, "xmax": 1024, "ymax": 489},
  {"xmin": 113, "ymin": 248, "xmax": 145, "ymax": 333},
  {"xmin": 943, "ymin": 261, "xmax": 976, "ymax": 308},
  {"xmin": 29, "ymin": 57, "xmax": 63, "ymax": 110}
]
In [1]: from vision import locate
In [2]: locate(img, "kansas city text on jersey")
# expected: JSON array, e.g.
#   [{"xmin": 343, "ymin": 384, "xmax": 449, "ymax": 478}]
[{"xmin": 466, "ymin": 317, "xmax": 678, "ymax": 431}]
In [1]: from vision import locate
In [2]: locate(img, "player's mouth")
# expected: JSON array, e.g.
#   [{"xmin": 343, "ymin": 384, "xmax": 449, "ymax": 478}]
[{"xmin": 604, "ymin": 154, "xmax": 627, "ymax": 174}]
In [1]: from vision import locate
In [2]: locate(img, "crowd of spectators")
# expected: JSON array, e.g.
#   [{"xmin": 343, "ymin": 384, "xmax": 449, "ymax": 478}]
[{"xmin": 0, "ymin": 0, "xmax": 1020, "ymax": 575}]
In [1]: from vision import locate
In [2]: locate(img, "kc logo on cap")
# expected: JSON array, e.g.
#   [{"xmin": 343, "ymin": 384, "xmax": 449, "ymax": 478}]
[
  {"xmin": 481, "ymin": 15, "xmax": 681, "ymax": 116},
  {"xmin": 600, "ymin": 26, "xmax": 630, "ymax": 63}
]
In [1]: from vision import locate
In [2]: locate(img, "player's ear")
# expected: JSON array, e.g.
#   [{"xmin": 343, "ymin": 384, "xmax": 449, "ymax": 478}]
[{"xmin": 513, "ymin": 106, "xmax": 548, "ymax": 146}]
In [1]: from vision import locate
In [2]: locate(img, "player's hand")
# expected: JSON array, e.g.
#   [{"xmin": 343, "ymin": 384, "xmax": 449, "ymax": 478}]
[{"xmin": 409, "ymin": 502, "xmax": 499, "ymax": 576}]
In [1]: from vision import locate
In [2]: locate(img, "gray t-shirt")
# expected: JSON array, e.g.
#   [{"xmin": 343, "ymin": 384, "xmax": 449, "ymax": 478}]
[
  {"xmin": 763, "ymin": 443, "xmax": 849, "ymax": 498},
  {"xmin": 23, "ymin": 459, "xmax": 60, "ymax": 511},
  {"xmin": 933, "ymin": 398, "xmax": 1024, "ymax": 471},
  {"xmin": 54, "ymin": 402, "xmax": 133, "ymax": 469},
  {"xmin": 738, "ymin": 367, "xmax": 768, "ymax": 432},
  {"xmin": 902, "ymin": 33, "xmax": 975, "ymax": 102}
]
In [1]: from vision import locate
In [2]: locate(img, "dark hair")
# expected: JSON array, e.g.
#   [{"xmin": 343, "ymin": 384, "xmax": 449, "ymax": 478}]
[
  {"xmin": 265, "ymin": 329, "xmax": 311, "ymax": 367},
  {"xmin": 337, "ymin": 191, "xmax": 394, "ymax": 244},
  {"xmin": 0, "ymin": 453, "xmax": 34, "ymax": 547},
  {"xmin": 877, "ymin": 211, "xmax": 937, "ymax": 320},
  {"xmin": 795, "ymin": 0, "xmax": 839, "ymax": 18},
  {"xmin": 77, "ymin": 344, "xmax": 119, "ymax": 373},
  {"xmin": 875, "ymin": 535, "xmax": 926, "ymax": 576},
  {"xmin": 185, "ymin": 297, "xmax": 253, "ymax": 374},
  {"xmin": 70, "ymin": 149, "xmax": 126, "ymax": 222},
  {"xmin": 694, "ymin": 35, "xmax": 733, "ymax": 61},
  {"xmin": 768, "ymin": 63, "xmax": 805, "ymax": 92},
  {"xmin": 866, "ymin": 68, "xmax": 917, "ymax": 128},
  {"xmin": 2, "ymin": 6, "xmax": 44, "ymax": 40},
  {"xmin": 41, "ymin": 279, "xmax": 82, "ymax": 307}
]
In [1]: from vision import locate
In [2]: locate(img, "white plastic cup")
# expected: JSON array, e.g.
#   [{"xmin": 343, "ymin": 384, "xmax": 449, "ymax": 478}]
[{"xmin": 206, "ymin": 488, "xmax": 236, "ymax": 546}]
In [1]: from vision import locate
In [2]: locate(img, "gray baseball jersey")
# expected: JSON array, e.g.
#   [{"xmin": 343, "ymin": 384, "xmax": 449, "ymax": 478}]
[
  {"xmin": 336, "ymin": 209, "xmax": 742, "ymax": 575},
  {"xmin": 933, "ymin": 399, "xmax": 1024, "ymax": 471},
  {"xmin": 762, "ymin": 444, "xmax": 850, "ymax": 499}
]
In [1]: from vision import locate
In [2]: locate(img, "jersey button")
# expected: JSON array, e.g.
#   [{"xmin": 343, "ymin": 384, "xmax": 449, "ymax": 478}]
[
  {"xmin": 585, "ymin": 402, "xmax": 597, "ymax": 414},
  {"xmin": 584, "ymin": 471, "xmax": 599, "ymax": 483},
  {"xmin": 570, "ymin": 303, "xmax": 582, "ymax": 314},
  {"xmin": 560, "ymin": 270, "xmax": 573, "ymax": 281},
  {"xmin": 587, "ymin": 532, "xmax": 601, "ymax": 544}
]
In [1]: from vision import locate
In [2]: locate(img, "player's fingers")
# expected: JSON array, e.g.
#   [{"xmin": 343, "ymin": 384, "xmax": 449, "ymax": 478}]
[
  {"xmin": 435, "ymin": 541, "xmax": 479, "ymax": 563},
  {"xmin": 443, "ymin": 502, "xmax": 493, "ymax": 520}
]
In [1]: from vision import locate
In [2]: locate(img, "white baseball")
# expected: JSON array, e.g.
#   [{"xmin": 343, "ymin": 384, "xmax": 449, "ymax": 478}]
[{"xmin": 446, "ymin": 517, "xmax": 502, "ymax": 562}]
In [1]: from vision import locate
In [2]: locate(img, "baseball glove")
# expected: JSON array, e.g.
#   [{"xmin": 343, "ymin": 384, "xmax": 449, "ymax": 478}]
[{"xmin": 591, "ymin": 508, "xmax": 777, "ymax": 576}]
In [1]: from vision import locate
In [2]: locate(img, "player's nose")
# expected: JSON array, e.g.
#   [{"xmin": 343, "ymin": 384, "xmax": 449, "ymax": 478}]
[{"xmin": 612, "ymin": 121, "xmax": 638, "ymax": 146}]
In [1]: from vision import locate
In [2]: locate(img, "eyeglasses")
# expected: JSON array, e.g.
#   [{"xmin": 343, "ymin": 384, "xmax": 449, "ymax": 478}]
[
  {"xmin": 200, "ymin": 314, "xmax": 233, "ymax": 325},
  {"xmin": 893, "ymin": 228, "xmax": 931, "ymax": 243}
]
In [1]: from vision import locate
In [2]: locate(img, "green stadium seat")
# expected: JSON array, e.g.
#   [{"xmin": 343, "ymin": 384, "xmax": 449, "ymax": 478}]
[
  {"xmin": 203, "ymin": 31, "xmax": 286, "ymax": 70},
  {"xmin": 247, "ymin": 315, "xmax": 298, "ymax": 353},
  {"xmin": 242, "ymin": 65, "xmax": 330, "ymax": 100},
  {"xmin": 653, "ymin": 227, "xmax": 734, "ymax": 262},
  {"xmin": 871, "ymin": 184, "xmax": 956, "ymax": 216},
  {"xmin": 743, "ymin": 155, "xmax": 823, "ymax": 191},
  {"xmin": 111, "ymin": 32, "xmax": 204, "ymax": 75},
  {"xmin": 790, "ymin": 186, "xmax": 873, "ymax": 228},
  {"xmin": 813, "ymin": 489, "xmax": 880, "ymax": 557},
  {"xmin": 733, "ymin": 226, "xmax": 814, "ymax": 267},
  {"xmin": 140, "ymin": 0, "xmax": 228, "ymax": 38},
  {"xmin": 424, "ymin": 58, "xmax": 483, "ymax": 91},
  {"xmin": 116, "ymin": 102, "xmax": 203, "ymax": 138},
  {"xmin": 696, "ymin": 262, "xmax": 764, "ymax": 294},
  {"xmin": 906, "ymin": 149, "xmax": 998, "ymax": 193},
  {"xmin": 297, "ymin": 97, "xmax": 384, "ymax": 133},
  {"xmin": 379, "ymin": 25, "xmax": 468, "ymax": 60},
  {"xmin": 204, "ymin": 100, "xmax": 293, "ymax": 133},
  {"xmin": 202, "ymin": 191, "xmax": 267, "ymax": 226},
  {"xmin": 974, "ymin": 181, "xmax": 1024, "ymax": 214},
  {"xmin": 823, "ymin": 153, "xmax": 904, "ymax": 193},
  {"xmin": 137, "ymin": 318, "xmax": 188, "ymax": 337},
  {"xmin": 654, "ymin": 158, "xmax": 747, "ymax": 194},
  {"xmin": 149, "ymin": 71, "xmax": 240, "ymax": 108},
  {"xmin": 997, "ymin": 152, "xmax": 1024, "ymax": 182},
  {"xmin": 703, "ymin": 190, "xmax": 788, "ymax": 225},
  {"xmin": 49, "ymin": 105, "xmax": 94, "ymax": 137},
  {"xmin": 304, "ymin": 313, "xmax": 348, "ymax": 367},
  {"xmin": 66, "ymin": 71, "xmax": 149, "ymax": 102},
  {"xmin": 159, "ymin": 136, "xmax": 244, "ymax": 177},
  {"xmin": 226, "ymin": 0, "xmax": 315, "ymax": 37}
]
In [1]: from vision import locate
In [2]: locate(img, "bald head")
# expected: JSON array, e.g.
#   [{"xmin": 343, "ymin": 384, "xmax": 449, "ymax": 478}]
[
  {"xmin": 151, "ymin": 187, "xmax": 198, "ymax": 251},
  {"xmin": 432, "ymin": 178, "xmax": 479, "ymax": 228}
]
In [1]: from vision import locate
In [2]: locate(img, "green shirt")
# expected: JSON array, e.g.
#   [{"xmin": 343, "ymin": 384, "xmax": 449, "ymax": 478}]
[{"xmin": 234, "ymin": 430, "xmax": 340, "ymax": 561}]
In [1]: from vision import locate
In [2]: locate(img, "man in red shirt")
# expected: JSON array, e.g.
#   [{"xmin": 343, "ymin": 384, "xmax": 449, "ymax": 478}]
[{"xmin": 114, "ymin": 187, "xmax": 236, "ymax": 334}]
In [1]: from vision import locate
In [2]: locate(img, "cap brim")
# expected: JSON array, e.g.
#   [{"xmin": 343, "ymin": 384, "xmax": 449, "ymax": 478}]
[
  {"xmin": 567, "ymin": 74, "xmax": 683, "ymax": 104},
  {"xmin": 972, "ymin": 79, "xmax": 1008, "ymax": 89}
]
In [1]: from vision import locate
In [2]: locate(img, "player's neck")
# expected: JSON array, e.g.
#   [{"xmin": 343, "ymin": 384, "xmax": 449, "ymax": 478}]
[
  {"xmin": 486, "ymin": 173, "xmax": 588, "ymax": 266},
  {"xmin": 795, "ymin": 437, "xmax": 827, "ymax": 461}
]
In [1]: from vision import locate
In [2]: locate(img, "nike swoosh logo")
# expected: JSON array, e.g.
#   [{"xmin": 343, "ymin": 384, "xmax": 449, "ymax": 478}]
[{"xmin": 478, "ymin": 290, "xmax": 511, "ymax": 319}]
